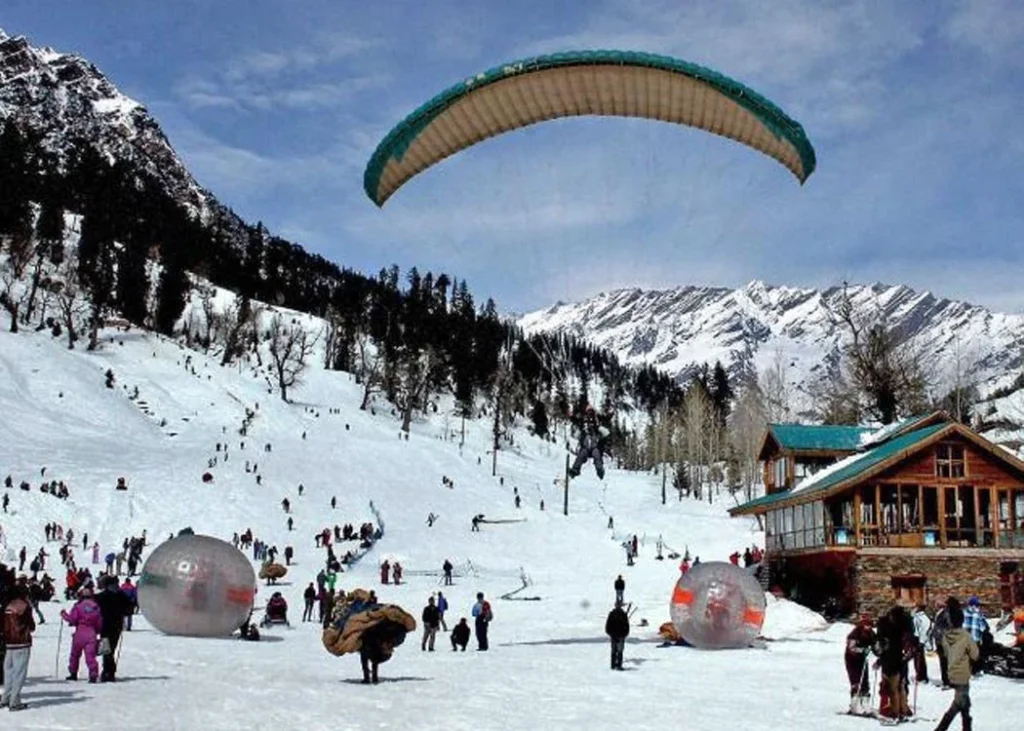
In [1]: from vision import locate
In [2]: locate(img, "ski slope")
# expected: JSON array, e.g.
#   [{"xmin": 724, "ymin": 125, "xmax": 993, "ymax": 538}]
[{"xmin": 0, "ymin": 324, "xmax": 1020, "ymax": 730}]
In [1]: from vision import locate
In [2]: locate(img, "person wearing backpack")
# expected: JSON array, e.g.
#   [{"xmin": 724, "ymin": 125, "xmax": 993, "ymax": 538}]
[{"xmin": 471, "ymin": 592, "xmax": 493, "ymax": 651}]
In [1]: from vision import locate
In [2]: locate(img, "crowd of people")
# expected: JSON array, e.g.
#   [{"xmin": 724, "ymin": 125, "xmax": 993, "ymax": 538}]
[{"xmin": 843, "ymin": 595, "xmax": 993, "ymax": 725}]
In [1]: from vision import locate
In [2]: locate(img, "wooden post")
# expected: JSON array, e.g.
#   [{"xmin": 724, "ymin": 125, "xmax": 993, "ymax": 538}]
[
  {"xmin": 874, "ymin": 484, "xmax": 882, "ymax": 546},
  {"xmin": 563, "ymin": 453, "xmax": 570, "ymax": 516},
  {"xmin": 854, "ymin": 490, "xmax": 862, "ymax": 547},
  {"xmin": 938, "ymin": 487, "xmax": 947, "ymax": 548}
]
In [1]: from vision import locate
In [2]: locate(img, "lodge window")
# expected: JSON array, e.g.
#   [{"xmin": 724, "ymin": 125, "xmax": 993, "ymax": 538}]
[
  {"xmin": 766, "ymin": 502, "xmax": 825, "ymax": 550},
  {"xmin": 891, "ymin": 575, "xmax": 927, "ymax": 608},
  {"xmin": 997, "ymin": 488, "xmax": 1024, "ymax": 549},
  {"xmin": 774, "ymin": 457, "xmax": 788, "ymax": 488},
  {"xmin": 936, "ymin": 444, "xmax": 965, "ymax": 479}
]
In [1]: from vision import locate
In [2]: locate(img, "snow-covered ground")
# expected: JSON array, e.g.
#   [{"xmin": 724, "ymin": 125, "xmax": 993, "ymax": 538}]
[{"xmin": 1, "ymin": 324, "xmax": 1020, "ymax": 730}]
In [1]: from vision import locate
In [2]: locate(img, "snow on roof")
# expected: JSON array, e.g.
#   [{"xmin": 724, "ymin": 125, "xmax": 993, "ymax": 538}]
[{"xmin": 788, "ymin": 448, "xmax": 869, "ymax": 496}]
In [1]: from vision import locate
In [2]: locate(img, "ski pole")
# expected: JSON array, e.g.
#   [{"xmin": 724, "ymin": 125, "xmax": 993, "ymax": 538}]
[{"xmin": 54, "ymin": 619, "xmax": 64, "ymax": 679}]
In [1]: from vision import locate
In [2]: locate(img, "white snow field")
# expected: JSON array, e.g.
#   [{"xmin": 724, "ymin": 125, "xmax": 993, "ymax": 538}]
[{"xmin": 0, "ymin": 324, "xmax": 1021, "ymax": 730}]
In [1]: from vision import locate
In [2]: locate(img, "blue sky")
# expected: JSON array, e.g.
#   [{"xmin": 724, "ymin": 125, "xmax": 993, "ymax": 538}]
[{"xmin": 4, "ymin": 0, "xmax": 1024, "ymax": 314}]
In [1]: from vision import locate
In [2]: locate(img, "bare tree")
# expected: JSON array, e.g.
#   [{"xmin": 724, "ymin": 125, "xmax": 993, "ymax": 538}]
[
  {"xmin": 729, "ymin": 374, "xmax": 768, "ymax": 501},
  {"xmin": 267, "ymin": 314, "xmax": 320, "ymax": 402},
  {"xmin": 219, "ymin": 296, "xmax": 261, "ymax": 366},
  {"xmin": 761, "ymin": 346, "xmax": 792, "ymax": 422},
  {"xmin": 52, "ymin": 253, "xmax": 89, "ymax": 349},
  {"xmin": 0, "ymin": 230, "xmax": 34, "ymax": 333},
  {"xmin": 829, "ymin": 284, "xmax": 928, "ymax": 424},
  {"xmin": 355, "ymin": 332, "xmax": 385, "ymax": 411},
  {"xmin": 683, "ymin": 382, "xmax": 715, "ymax": 500}
]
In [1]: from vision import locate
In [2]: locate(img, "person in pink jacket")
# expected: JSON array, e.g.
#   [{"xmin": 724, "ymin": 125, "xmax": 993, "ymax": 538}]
[{"xmin": 60, "ymin": 587, "xmax": 103, "ymax": 682}]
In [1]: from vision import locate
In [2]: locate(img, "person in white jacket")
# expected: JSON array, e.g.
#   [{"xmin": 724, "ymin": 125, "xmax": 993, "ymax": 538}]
[{"xmin": 912, "ymin": 603, "xmax": 932, "ymax": 683}]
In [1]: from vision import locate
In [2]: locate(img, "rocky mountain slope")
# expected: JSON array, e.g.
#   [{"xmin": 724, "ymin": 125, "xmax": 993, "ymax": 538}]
[{"xmin": 519, "ymin": 281, "xmax": 1024, "ymax": 409}]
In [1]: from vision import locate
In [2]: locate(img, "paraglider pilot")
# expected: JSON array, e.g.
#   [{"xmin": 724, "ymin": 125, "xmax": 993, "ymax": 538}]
[{"xmin": 568, "ymin": 405, "xmax": 610, "ymax": 480}]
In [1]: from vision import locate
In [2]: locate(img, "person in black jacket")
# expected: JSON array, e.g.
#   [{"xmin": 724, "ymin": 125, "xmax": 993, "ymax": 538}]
[
  {"xmin": 94, "ymin": 575, "xmax": 133, "ymax": 682},
  {"xmin": 302, "ymin": 583, "xmax": 317, "ymax": 622},
  {"xmin": 421, "ymin": 597, "xmax": 441, "ymax": 651},
  {"xmin": 605, "ymin": 603, "xmax": 630, "ymax": 670},
  {"xmin": 450, "ymin": 618, "xmax": 470, "ymax": 651},
  {"xmin": 614, "ymin": 575, "xmax": 625, "ymax": 605},
  {"xmin": 874, "ymin": 606, "xmax": 913, "ymax": 721}
]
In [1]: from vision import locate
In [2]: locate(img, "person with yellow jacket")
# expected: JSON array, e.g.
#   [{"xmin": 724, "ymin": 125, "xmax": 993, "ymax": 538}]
[{"xmin": 935, "ymin": 604, "xmax": 980, "ymax": 731}]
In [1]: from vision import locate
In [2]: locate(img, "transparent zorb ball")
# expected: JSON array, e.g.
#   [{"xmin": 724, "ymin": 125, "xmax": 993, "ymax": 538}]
[
  {"xmin": 669, "ymin": 561, "xmax": 766, "ymax": 649},
  {"xmin": 138, "ymin": 535, "xmax": 255, "ymax": 637}
]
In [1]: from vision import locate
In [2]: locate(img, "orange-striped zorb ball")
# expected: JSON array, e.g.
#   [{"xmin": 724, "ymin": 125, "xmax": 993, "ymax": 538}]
[
  {"xmin": 138, "ymin": 534, "xmax": 256, "ymax": 637},
  {"xmin": 669, "ymin": 561, "xmax": 766, "ymax": 649}
]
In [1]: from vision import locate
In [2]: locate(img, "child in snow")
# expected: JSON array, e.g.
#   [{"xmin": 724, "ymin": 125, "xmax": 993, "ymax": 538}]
[{"xmin": 61, "ymin": 587, "xmax": 103, "ymax": 682}]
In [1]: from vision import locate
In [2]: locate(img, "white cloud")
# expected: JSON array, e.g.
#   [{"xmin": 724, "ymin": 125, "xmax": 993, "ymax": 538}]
[{"xmin": 946, "ymin": 0, "xmax": 1024, "ymax": 64}]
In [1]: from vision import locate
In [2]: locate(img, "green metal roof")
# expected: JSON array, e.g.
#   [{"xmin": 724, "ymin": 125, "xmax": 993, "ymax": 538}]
[
  {"xmin": 767, "ymin": 423, "xmax": 874, "ymax": 452},
  {"xmin": 363, "ymin": 49, "xmax": 817, "ymax": 205},
  {"xmin": 735, "ymin": 422, "xmax": 951, "ymax": 514}
]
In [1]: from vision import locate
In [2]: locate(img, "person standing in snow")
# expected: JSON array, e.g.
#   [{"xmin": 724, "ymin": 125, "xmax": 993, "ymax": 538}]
[
  {"xmin": 472, "ymin": 592, "xmax": 492, "ymax": 651},
  {"xmin": 119, "ymin": 579, "xmax": 138, "ymax": 631},
  {"xmin": 934, "ymin": 604, "xmax": 979, "ymax": 731},
  {"xmin": 303, "ymin": 583, "xmax": 317, "ymax": 622},
  {"xmin": 614, "ymin": 575, "xmax": 625, "ymax": 606},
  {"xmin": 61, "ymin": 587, "xmax": 102, "ymax": 682},
  {"xmin": 911, "ymin": 603, "xmax": 931, "ymax": 683},
  {"xmin": 1, "ymin": 583, "xmax": 34, "ymax": 711},
  {"xmin": 95, "ymin": 575, "xmax": 132, "ymax": 682},
  {"xmin": 421, "ymin": 597, "xmax": 440, "ymax": 651},
  {"xmin": 442, "ymin": 560, "xmax": 454, "ymax": 586},
  {"xmin": 962, "ymin": 596, "xmax": 989, "ymax": 673},
  {"xmin": 380, "ymin": 560, "xmax": 390, "ymax": 585},
  {"xmin": 932, "ymin": 597, "xmax": 956, "ymax": 688},
  {"xmin": 605, "ymin": 602, "xmax": 630, "ymax": 670},
  {"xmin": 392, "ymin": 562, "xmax": 403, "ymax": 585},
  {"xmin": 436, "ymin": 591, "xmax": 449, "ymax": 631},
  {"xmin": 844, "ymin": 614, "xmax": 876, "ymax": 715}
]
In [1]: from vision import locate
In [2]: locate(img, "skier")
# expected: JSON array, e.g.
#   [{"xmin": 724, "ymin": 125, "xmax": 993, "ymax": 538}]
[
  {"xmin": 567, "ymin": 405, "xmax": 610, "ymax": 480},
  {"xmin": 303, "ymin": 583, "xmax": 317, "ymax": 622},
  {"xmin": 450, "ymin": 617, "xmax": 471, "ymax": 651},
  {"xmin": 421, "ymin": 596, "xmax": 440, "ymax": 651},
  {"xmin": 60, "ymin": 587, "xmax": 102, "ymax": 682},
  {"xmin": 614, "ymin": 575, "xmax": 625, "ymax": 606},
  {"xmin": 605, "ymin": 602, "xmax": 630, "ymax": 670},
  {"xmin": 934, "ymin": 604, "xmax": 979, "ymax": 731},
  {"xmin": 844, "ymin": 613, "xmax": 876, "ymax": 715},
  {"xmin": 471, "ymin": 592, "xmax": 493, "ymax": 651}
]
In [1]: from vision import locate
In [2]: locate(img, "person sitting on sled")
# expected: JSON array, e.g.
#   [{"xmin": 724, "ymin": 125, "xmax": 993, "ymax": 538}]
[{"xmin": 568, "ymin": 405, "xmax": 611, "ymax": 480}]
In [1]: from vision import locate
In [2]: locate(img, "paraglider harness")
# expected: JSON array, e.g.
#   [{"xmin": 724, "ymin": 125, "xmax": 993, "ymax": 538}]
[{"xmin": 567, "ymin": 408, "xmax": 611, "ymax": 479}]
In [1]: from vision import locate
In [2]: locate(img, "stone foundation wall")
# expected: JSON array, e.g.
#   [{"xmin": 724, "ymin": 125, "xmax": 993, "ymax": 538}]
[{"xmin": 853, "ymin": 553, "xmax": 1014, "ymax": 618}]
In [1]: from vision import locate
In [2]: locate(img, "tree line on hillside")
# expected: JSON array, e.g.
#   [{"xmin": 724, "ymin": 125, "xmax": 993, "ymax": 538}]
[{"xmin": 0, "ymin": 121, "xmax": 988, "ymax": 497}]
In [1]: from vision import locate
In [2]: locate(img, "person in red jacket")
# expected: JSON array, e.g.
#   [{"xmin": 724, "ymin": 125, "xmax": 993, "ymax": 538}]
[
  {"xmin": 2, "ymin": 583, "xmax": 35, "ymax": 711},
  {"xmin": 844, "ymin": 614, "xmax": 876, "ymax": 715}
]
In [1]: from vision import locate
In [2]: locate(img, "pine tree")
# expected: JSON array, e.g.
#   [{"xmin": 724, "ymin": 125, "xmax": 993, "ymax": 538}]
[
  {"xmin": 154, "ymin": 247, "xmax": 190, "ymax": 335},
  {"xmin": 116, "ymin": 229, "xmax": 151, "ymax": 326}
]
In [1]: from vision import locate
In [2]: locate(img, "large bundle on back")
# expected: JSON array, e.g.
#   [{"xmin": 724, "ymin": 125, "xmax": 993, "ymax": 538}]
[
  {"xmin": 259, "ymin": 562, "xmax": 287, "ymax": 580},
  {"xmin": 322, "ymin": 589, "xmax": 416, "ymax": 661}
]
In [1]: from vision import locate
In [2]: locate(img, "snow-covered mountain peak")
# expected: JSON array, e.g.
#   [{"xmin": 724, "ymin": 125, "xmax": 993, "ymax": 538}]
[
  {"xmin": 519, "ymin": 280, "xmax": 1024, "ymax": 406},
  {"xmin": 0, "ymin": 29, "xmax": 205, "ymax": 216}
]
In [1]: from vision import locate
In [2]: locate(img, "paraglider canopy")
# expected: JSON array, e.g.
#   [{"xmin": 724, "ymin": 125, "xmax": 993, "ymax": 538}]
[{"xmin": 364, "ymin": 50, "xmax": 816, "ymax": 207}]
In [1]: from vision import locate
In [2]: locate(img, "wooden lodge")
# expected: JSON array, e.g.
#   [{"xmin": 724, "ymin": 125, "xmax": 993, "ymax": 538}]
[{"xmin": 731, "ymin": 412, "xmax": 1024, "ymax": 618}]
